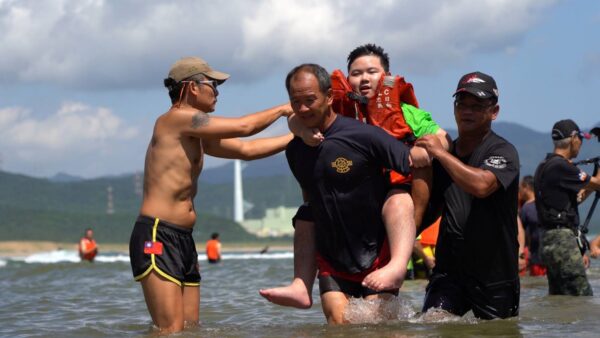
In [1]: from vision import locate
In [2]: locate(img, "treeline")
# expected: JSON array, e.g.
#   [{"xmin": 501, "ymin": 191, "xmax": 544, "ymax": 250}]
[{"xmin": 0, "ymin": 170, "xmax": 301, "ymax": 243}]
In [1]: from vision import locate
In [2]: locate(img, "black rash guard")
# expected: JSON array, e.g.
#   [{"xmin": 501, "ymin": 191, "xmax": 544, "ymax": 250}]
[
  {"xmin": 431, "ymin": 131, "xmax": 520, "ymax": 286},
  {"xmin": 286, "ymin": 115, "xmax": 411, "ymax": 274}
]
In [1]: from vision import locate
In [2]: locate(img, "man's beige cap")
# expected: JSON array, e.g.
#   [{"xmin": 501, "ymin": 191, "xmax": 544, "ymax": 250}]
[{"xmin": 167, "ymin": 57, "xmax": 230, "ymax": 83}]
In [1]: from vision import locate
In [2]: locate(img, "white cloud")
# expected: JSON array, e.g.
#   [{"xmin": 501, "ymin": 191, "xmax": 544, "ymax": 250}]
[
  {"xmin": 0, "ymin": 102, "xmax": 139, "ymax": 175},
  {"xmin": 0, "ymin": 0, "xmax": 556, "ymax": 89}
]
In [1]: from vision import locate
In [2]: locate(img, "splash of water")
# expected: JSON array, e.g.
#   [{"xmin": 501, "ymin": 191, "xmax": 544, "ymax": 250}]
[
  {"xmin": 343, "ymin": 296, "xmax": 417, "ymax": 324},
  {"xmin": 413, "ymin": 307, "xmax": 479, "ymax": 324}
]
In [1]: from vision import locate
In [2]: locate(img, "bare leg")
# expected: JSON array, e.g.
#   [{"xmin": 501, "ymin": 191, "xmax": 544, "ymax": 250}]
[
  {"xmin": 412, "ymin": 166, "xmax": 432, "ymax": 230},
  {"xmin": 362, "ymin": 189, "xmax": 415, "ymax": 291},
  {"xmin": 321, "ymin": 291, "xmax": 349, "ymax": 324},
  {"xmin": 182, "ymin": 285, "xmax": 200, "ymax": 328},
  {"xmin": 140, "ymin": 271, "xmax": 185, "ymax": 334},
  {"xmin": 259, "ymin": 220, "xmax": 316, "ymax": 308}
]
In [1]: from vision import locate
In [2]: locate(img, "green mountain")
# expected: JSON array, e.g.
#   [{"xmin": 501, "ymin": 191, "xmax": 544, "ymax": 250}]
[
  {"xmin": 0, "ymin": 170, "xmax": 298, "ymax": 244},
  {"xmin": 1, "ymin": 121, "xmax": 599, "ymax": 243}
]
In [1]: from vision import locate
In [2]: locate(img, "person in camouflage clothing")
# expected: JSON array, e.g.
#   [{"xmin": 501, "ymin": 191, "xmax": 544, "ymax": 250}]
[
  {"xmin": 534, "ymin": 119, "xmax": 600, "ymax": 296},
  {"xmin": 541, "ymin": 229, "xmax": 592, "ymax": 295}
]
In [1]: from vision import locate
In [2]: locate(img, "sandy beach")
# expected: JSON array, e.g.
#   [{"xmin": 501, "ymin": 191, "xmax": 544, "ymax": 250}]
[{"xmin": 0, "ymin": 241, "xmax": 291, "ymax": 257}]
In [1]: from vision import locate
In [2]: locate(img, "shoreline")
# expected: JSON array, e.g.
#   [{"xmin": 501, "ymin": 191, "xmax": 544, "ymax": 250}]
[{"xmin": 0, "ymin": 241, "xmax": 292, "ymax": 257}]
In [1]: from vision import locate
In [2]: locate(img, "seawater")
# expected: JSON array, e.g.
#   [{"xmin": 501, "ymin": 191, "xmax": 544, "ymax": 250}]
[{"xmin": 1, "ymin": 251, "xmax": 600, "ymax": 337}]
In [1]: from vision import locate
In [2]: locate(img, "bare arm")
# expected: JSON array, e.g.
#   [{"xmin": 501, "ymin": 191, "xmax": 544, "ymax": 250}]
[
  {"xmin": 590, "ymin": 235, "xmax": 600, "ymax": 258},
  {"xmin": 203, "ymin": 133, "xmax": 294, "ymax": 160},
  {"xmin": 415, "ymin": 134, "xmax": 499, "ymax": 198},
  {"xmin": 517, "ymin": 215, "xmax": 527, "ymax": 271},
  {"xmin": 579, "ymin": 175, "xmax": 600, "ymax": 203},
  {"xmin": 435, "ymin": 128, "xmax": 452, "ymax": 151},
  {"xmin": 174, "ymin": 103, "xmax": 293, "ymax": 139}
]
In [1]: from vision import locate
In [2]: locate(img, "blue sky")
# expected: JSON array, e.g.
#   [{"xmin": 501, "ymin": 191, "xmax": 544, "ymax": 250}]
[{"xmin": 0, "ymin": 0, "xmax": 598, "ymax": 178}]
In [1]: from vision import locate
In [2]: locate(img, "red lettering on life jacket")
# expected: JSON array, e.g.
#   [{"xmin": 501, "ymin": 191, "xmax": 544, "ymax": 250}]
[
  {"xmin": 330, "ymin": 70, "xmax": 420, "ymax": 185},
  {"xmin": 366, "ymin": 74, "xmax": 419, "ymax": 142},
  {"xmin": 330, "ymin": 69, "xmax": 419, "ymax": 141}
]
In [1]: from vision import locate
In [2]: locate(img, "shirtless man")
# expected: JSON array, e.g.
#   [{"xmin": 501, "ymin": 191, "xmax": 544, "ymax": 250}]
[
  {"xmin": 128, "ymin": 56, "xmax": 292, "ymax": 334},
  {"xmin": 260, "ymin": 44, "xmax": 449, "ymax": 309}
]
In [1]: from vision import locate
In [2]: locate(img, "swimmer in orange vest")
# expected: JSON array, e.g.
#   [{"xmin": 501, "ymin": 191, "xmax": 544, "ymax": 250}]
[
  {"xmin": 206, "ymin": 233, "xmax": 222, "ymax": 264},
  {"xmin": 79, "ymin": 228, "xmax": 98, "ymax": 262}
]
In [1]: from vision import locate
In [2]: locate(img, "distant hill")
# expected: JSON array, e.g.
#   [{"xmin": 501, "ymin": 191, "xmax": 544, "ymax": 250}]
[
  {"xmin": 1, "ymin": 121, "xmax": 599, "ymax": 242},
  {"xmin": 0, "ymin": 169, "xmax": 296, "ymax": 243},
  {"xmin": 199, "ymin": 154, "xmax": 290, "ymax": 184},
  {"xmin": 49, "ymin": 172, "xmax": 85, "ymax": 183}
]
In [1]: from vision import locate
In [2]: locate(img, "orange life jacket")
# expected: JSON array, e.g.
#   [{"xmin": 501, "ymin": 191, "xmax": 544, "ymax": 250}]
[
  {"xmin": 331, "ymin": 69, "xmax": 420, "ymax": 184},
  {"xmin": 330, "ymin": 69, "xmax": 419, "ymax": 141},
  {"xmin": 79, "ymin": 238, "xmax": 97, "ymax": 261},
  {"xmin": 420, "ymin": 217, "xmax": 440, "ymax": 246},
  {"xmin": 206, "ymin": 239, "xmax": 221, "ymax": 260}
]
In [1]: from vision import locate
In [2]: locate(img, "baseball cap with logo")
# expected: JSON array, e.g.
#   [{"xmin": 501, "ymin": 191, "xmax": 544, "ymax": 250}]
[
  {"xmin": 551, "ymin": 119, "xmax": 591, "ymax": 140},
  {"xmin": 167, "ymin": 57, "xmax": 230, "ymax": 84},
  {"xmin": 453, "ymin": 71, "xmax": 499, "ymax": 99}
]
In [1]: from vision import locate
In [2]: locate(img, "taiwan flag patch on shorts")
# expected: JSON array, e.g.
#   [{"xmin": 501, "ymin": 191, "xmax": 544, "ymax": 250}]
[{"xmin": 144, "ymin": 241, "xmax": 163, "ymax": 255}]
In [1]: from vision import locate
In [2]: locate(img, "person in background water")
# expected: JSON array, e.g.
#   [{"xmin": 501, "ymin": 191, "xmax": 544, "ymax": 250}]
[
  {"xmin": 79, "ymin": 228, "xmax": 98, "ymax": 262},
  {"xmin": 518, "ymin": 175, "xmax": 546, "ymax": 276},
  {"xmin": 412, "ymin": 217, "xmax": 439, "ymax": 279},
  {"xmin": 206, "ymin": 233, "xmax": 222, "ymax": 264},
  {"xmin": 534, "ymin": 119, "xmax": 600, "ymax": 296}
]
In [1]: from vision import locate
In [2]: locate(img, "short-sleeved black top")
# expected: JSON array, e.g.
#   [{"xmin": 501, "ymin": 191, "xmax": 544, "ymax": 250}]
[
  {"xmin": 520, "ymin": 201, "xmax": 543, "ymax": 264},
  {"xmin": 533, "ymin": 153, "xmax": 590, "ymax": 228},
  {"xmin": 431, "ymin": 131, "xmax": 520, "ymax": 286},
  {"xmin": 286, "ymin": 115, "xmax": 411, "ymax": 274}
]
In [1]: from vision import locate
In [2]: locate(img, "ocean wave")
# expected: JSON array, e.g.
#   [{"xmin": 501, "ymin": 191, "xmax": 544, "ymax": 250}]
[{"xmin": 1, "ymin": 250, "xmax": 293, "ymax": 265}]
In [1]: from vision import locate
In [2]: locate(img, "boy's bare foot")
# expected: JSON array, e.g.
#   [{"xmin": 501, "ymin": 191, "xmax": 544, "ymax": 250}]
[
  {"xmin": 361, "ymin": 264, "xmax": 404, "ymax": 291},
  {"xmin": 259, "ymin": 278, "xmax": 313, "ymax": 309}
]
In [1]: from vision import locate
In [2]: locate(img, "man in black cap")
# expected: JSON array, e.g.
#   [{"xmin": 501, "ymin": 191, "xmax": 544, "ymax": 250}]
[
  {"xmin": 533, "ymin": 119, "xmax": 600, "ymax": 296},
  {"xmin": 415, "ymin": 71, "xmax": 520, "ymax": 319}
]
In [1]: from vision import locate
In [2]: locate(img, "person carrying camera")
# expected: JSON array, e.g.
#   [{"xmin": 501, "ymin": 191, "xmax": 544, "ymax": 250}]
[{"xmin": 534, "ymin": 119, "xmax": 600, "ymax": 296}]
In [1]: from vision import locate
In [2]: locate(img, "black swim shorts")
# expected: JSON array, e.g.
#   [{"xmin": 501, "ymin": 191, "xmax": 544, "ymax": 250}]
[
  {"xmin": 318, "ymin": 274, "xmax": 399, "ymax": 298},
  {"xmin": 129, "ymin": 215, "xmax": 200, "ymax": 286},
  {"xmin": 422, "ymin": 272, "xmax": 519, "ymax": 319}
]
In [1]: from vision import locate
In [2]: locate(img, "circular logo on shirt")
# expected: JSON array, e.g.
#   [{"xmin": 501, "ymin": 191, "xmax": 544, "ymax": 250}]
[
  {"xmin": 331, "ymin": 157, "xmax": 353, "ymax": 173},
  {"xmin": 579, "ymin": 171, "xmax": 588, "ymax": 182},
  {"xmin": 484, "ymin": 155, "xmax": 507, "ymax": 169}
]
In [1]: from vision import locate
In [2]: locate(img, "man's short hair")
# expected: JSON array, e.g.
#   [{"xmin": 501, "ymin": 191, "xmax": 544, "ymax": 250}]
[
  {"xmin": 521, "ymin": 175, "xmax": 534, "ymax": 190},
  {"xmin": 553, "ymin": 138, "xmax": 571, "ymax": 149},
  {"xmin": 164, "ymin": 73, "xmax": 207, "ymax": 104},
  {"xmin": 285, "ymin": 64, "xmax": 331, "ymax": 95},
  {"xmin": 346, "ymin": 44, "xmax": 390, "ymax": 73},
  {"xmin": 211, "ymin": 232, "xmax": 219, "ymax": 240}
]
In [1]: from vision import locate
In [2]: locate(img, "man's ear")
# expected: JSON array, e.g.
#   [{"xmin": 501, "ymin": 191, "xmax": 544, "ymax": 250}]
[
  {"xmin": 189, "ymin": 82, "xmax": 201, "ymax": 95},
  {"xmin": 490, "ymin": 104, "xmax": 500, "ymax": 121},
  {"xmin": 326, "ymin": 88, "xmax": 333, "ymax": 106}
]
